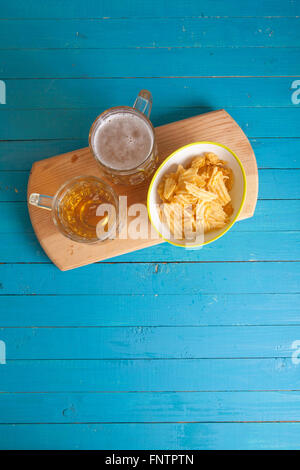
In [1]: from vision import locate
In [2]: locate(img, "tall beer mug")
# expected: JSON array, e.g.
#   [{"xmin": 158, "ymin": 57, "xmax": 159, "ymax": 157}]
[{"xmin": 89, "ymin": 90, "xmax": 158, "ymax": 185}]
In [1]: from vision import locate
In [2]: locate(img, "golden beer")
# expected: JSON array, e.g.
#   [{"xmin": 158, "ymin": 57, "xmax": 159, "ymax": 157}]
[{"xmin": 57, "ymin": 177, "xmax": 117, "ymax": 241}]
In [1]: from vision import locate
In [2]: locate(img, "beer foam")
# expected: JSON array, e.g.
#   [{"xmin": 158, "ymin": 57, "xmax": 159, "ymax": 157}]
[{"xmin": 92, "ymin": 111, "xmax": 154, "ymax": 171}]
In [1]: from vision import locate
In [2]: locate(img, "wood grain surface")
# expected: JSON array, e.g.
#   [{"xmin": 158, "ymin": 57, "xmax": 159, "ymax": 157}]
[{"xmin": 27, "ymin": 109, "xmax": 258, "ymax": 270}]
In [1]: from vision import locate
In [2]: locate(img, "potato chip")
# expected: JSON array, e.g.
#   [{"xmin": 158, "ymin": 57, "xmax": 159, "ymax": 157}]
[
  {"xmin": 191, "ymin": 156, "xmax": 206, "ymax": 169},
  {"xmin": 157, "ymin": 151, "xmax": 234, "ymax": 239},
  {"xmin": 223, "ymin": 201, "xmax": 234, "ymax": 216},
  {"xmin": 163, "ymin": 176, "xmax": 177, "ymax": 200},
  {"xmin": 207, "ymin": 168, "xmax": 231, "ymax": 205},
  {"xmin": 221, "ymin": 166, "xmax": 234, "ymax": 191},
  {"xmin": 185, "ymin": 183, "xmax": 217, "ymax": 201},
  {"xmin": 205, "ymin": 152, "xmax": 225, "ymax": 166}
]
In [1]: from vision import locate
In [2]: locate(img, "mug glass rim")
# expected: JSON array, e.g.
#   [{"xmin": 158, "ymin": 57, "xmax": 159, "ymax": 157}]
[{"xmin": 88, "ymin": 106, "xmax": 156, "ymax": 175}]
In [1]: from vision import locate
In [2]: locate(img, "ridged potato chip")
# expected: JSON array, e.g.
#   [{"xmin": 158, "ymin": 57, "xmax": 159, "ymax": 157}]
[{"xmin": 157, "ymin": 152, "xmax": 234, "ymax": 239}]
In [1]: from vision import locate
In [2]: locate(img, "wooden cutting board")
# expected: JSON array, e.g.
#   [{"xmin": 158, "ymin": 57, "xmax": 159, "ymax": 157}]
[{"xmin": 27, "ymin": 109, "xmax": 258, "ymax": 271}]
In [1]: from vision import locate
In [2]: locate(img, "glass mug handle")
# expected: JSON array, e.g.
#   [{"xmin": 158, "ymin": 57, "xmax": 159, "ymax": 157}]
[
  {"xmin": 28, "ymin": 193, "xmax": 53, "ymax": 211},
  {"xmin": 133, "ymin": 89, "xmax": 152, "ymax": 118}
]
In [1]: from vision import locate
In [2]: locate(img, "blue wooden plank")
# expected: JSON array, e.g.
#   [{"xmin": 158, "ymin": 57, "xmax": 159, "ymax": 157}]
[
  {"xmin": 0, "ymin": 358, "xmax": 298, "ymax": 392},
  {"xmin": 0, "ymin": 422, "xmax": 299, "ymax": 450},
  {"xmin": 1, "ymin": 169, "xmax": 298, "ymax": 202},
  {"xmin": 0, "ymin": 262, "xmax": 298, "ymax": 294},
  {"xmin": 0, "ymin": 226, "xmax": 298, "ymax": 263},
  {"xmin": 113, "ymin": 232, "xmax": 300, "ymax": 262},
  {"xmin": 0, "ymin": 199, "xmax": 297, "ymax": 265},
  {"xmin": 0, "ymin": 200, "xmax": 298, "ymax": 234},
  {"xmin": 1, "ymin": 18, "xmax": 300, "ymax": 49},
  {"xmin": 257, "ymin": 170, "xmax": 300, "ymax": 199},
  {"xmin": 0, "ymin": 108, "xmax": 299, "ymax": 139},
  {"xmin": 0, "ymin": 231, "xmax": 298, "ymax": 264},
  {"xmin": 0, "ymin": 202, "xmax": 32, "ymax": 232},
  {"xmin": 251, "ymin": 138, "xmax": 300, "ymax": 169},
  {"xmin": 3, "ymin": 78, "xmax": 299, "ymax": 109},
  {"xmin": 1, "ymin": 138, "xmax": 300, "ymax": 171},
  {"xmin": 1, "ymin": 325, "xmax": 300, "ymax": 359},
  {"xmin": 0, "ymin": 172, "xmax": 28, "ymax": 201},
  {"xmin": 235, "ymin": 200, "xmax": 300, "ymax": 231},
  {"xmin": 1, "ymin": 1, "xmax": 299, "ymax": 18},
  {"xmin": 0, "ymin": 233, "xmax": 47, "ymax": 262},
  {"xmin": 0, "ymin": 48, "xmax": 299, "ymax": 78},
  {"xmin": 0, "ymin": 140, "xmax": 87, "ymax": 170},
  {"xmin": 1, "ymin": 391, "xmax": 300, "ymax": 423},
  {"xmin": 0, "ymin": 293, "xmax": 299, "ymax": 327}
]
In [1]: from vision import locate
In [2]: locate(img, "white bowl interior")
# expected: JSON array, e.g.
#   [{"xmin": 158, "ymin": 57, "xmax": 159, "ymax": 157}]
[{"xmin": 148, "ymin": 142, "xmax": 246, "ymax": 247}]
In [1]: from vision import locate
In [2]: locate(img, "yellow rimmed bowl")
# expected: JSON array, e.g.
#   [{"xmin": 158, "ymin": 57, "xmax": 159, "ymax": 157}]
[{"xmin": 147, "ymin": 141, "xmax": 247, "ymax": 248}]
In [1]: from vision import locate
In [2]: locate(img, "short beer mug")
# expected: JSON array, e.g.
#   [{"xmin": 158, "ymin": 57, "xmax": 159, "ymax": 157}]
[
  {"xmin": 89, "ymin": 90, "xmax": 158, "ymax": 185},
  {"xmin": 28, "ymin": 176, "xmax": 120, "ymax": 243}
]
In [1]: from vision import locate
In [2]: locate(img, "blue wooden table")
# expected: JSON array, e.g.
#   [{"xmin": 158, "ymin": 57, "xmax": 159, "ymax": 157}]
[{"xmin": 0, "ymin": 0, "xmax": 299, "ymax": 450}]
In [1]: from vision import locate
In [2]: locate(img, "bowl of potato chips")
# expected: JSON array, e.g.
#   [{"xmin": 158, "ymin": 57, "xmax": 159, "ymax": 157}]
[{"xmin": 147, "ymin": 141, "xmax": 246, "ymax": 248}]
